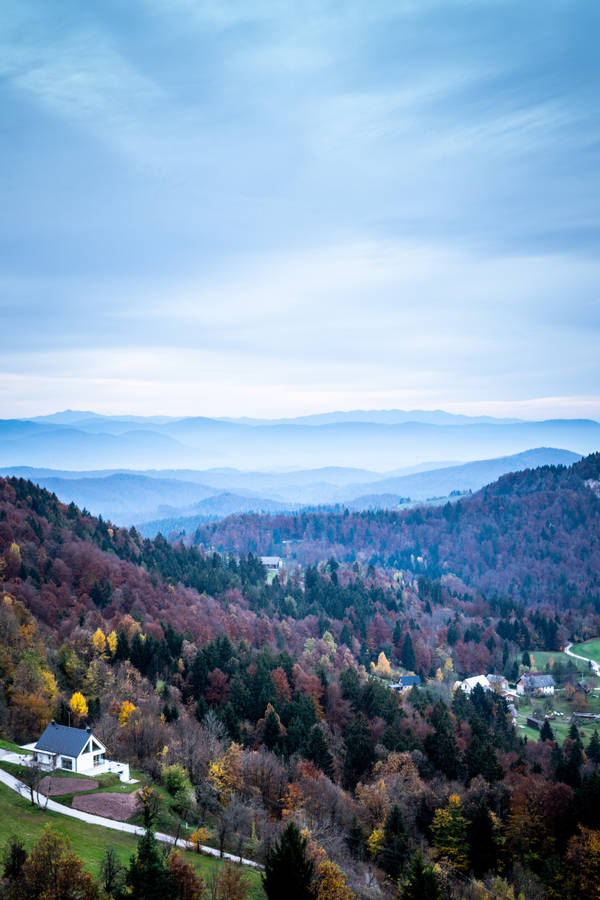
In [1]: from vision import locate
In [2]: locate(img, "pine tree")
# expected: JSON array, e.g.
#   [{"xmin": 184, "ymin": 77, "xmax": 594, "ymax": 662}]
[
  {"xmin": 588, "ymin": 730, "xmax": 600, "ymax": 765},
  {"xmin": 306, "ymin": 724, "xmax": 334, "ymax": 778},
  {"xmin": 467, "ymin": 800, "xmax": 498, "ymax": 876},
  {"xmin": 263, "ymin": 822, "xmax": 315, "ymax": 900},
  {"xmin": 400, "ymin": 853, "xmax": 440, "ymax": 900},
  {"xmin": 263, "ymin": 706, "xmax": 282, "ymax": 751},
  {"xmin": 342, "ymin": 713, "xmax": 375, "ymax": 789},
  {"xmin": 126, "ymin": 830, "xmax": 176, "ymax": 900},
  {"xmin": 424, "ymin": 700, "xmax": 461, "ymax": 780},
  {"xmin": 540, "ymin": 719, "xmax": 554, "ymax": 742},
  {"xmin": 380, "ymin": 804, "xmax": 409, "ymax": 879},
  {"xmin": 401, "ymin": 633, "xmax": 416, "ymax": 671}
]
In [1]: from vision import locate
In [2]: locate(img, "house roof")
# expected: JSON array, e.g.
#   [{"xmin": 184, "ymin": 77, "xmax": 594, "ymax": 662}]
[
  {"xmin": 460, "ymin": 675, "xmax": 491, "ymax": 691},
  {"xmin": 391, "ymin": 675, "xmax": 421, "ymax": 688},
  {"xmin": 34, "ymin": 722, "xmax": 105, "ymax": 758},
  {"xmin": 520, "ymin": 673, "xmax": 555, "ymax": 688}
]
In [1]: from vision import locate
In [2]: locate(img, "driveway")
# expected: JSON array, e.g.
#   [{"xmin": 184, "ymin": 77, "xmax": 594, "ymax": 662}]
[
  {"xmin": 0, "ymin": 753, "xmax": 262, "ymax": 869},
  {"xmin": 564, "ymin": 642, "xmax": 600, "ymax": 676}
]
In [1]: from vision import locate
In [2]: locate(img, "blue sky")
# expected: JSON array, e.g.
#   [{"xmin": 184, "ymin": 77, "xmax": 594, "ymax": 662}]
[{"xmin": 1, "ymin": 0, "xmax": 599, "ymax": 418}]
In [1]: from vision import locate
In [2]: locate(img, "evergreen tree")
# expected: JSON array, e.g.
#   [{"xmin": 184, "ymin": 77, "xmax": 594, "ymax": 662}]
[
  {"xmin": 467, "ymin": 800, "xmax": 498, "ymax": 876},
  {"xmin": 263, "ymin": 707, "xmax": 282, "ymax": 751},
  {"xmin": 400, "ymin": 853, "xmax": 440, "ymax": 900},
  {"xmin": 263, "ymin": 822, "xmax": 315, "ymax": 900},
  {"xmin": 346, "ymin": 817, "xmax": 365, "ymax": 860},
  {"xmin": 126, "ymin": 830, "xmax": 176, "ymax": 900},
  {"xmin": 424, "ymin": 700, "xmax": 461, "ymax": 780},
  {"xmin": 588, "ymin": 730, "xmax": 600, "ymax": 765},
  {"xmin": 540, "ymin": 719, "xmax": 554, "ymax": 742},
  {"xmin": 380, "ymin": 804, "xmax": 409, "ymax": 879},
  {"xmin": 342, "ymin": 713, "xmax": 375, "ymax": 789},
  {"xmin": 401, "ymin": 633, "xmax": 416, "ymax": 671},
  {"xmin": 306, "ymin": 725, "xmax": 334, "ymax": 778}
]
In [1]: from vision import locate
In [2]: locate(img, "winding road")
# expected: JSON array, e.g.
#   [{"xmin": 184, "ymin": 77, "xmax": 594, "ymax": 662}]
[
  {"xmin": 0, "ymin": 754, "xmax": 262, "ymax": 869},
  {"xmin": 564, "ymin": 642, "xmax": 600, "ymax": 675}
]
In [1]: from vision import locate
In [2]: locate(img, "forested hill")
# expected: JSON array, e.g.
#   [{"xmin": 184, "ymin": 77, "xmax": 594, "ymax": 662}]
[{"xmin": 193, "ymin": 453, "xmax": 600, "ymax": 609}]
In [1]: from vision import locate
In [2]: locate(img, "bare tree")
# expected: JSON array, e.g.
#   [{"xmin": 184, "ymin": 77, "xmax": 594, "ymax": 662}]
[{"xmin": 19, "ymin": 762, "xmax": 44, "ymax": 806}]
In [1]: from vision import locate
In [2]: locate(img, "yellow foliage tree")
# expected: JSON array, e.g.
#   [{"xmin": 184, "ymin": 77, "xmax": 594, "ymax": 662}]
[
  {"xmin": 367, "ymin": 827, "xmax": 385, "ymax": 858},
  {"xmin": 69, "ymin": 691, "xmax": 88, "ymax": 722},
  {"xmin": 189, "ymin": 826, "xmax": 211, "ymax": 853},
  {"xmin": 208, "ymin": 742, "xmax": 243, "ymax": 803},
  {"xmin": 371, "ymin": 651, "xmax": 393, "ymax": 679},
  {"xmin": 119, "ymin": 700, "xmax": 137, "ymax": 725},
  {"xmin": 91, "ymin": 627, "xmax": 106, "ymax": 655},
  {"xmin": 106, "ymin": 630, "xmax": 117, "ymax": 656},
  {"xmin": 315, "ymin": 859, "xmax": 354, "ymax": 900}
]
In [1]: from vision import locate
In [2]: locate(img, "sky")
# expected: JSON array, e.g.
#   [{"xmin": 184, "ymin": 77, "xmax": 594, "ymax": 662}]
[{"xmin": 1, "ymin": 0, "xmax": 599, "ymax": 420}]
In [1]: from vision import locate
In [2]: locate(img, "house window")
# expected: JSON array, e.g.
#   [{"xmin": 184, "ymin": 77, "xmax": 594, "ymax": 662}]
[
  {"xmin": 93, "ymin": 753, "xmax": 105, "ymax": 767},
  {"xmin": 61, "ymin": 757, "xmax": 73, "ymax": 770}
]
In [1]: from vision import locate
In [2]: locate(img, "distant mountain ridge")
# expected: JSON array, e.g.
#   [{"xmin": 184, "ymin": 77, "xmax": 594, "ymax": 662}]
[
  {"xmin": 1, "ymin": 447, "xmax": 580, "ymax": 530},
  {"xmin": 1, "ymin": 410, "xmax": 598, "ymax": 470}
]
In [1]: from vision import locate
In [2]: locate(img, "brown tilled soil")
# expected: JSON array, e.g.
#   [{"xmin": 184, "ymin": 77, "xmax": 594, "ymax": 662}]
[
  {"xmin": 39, "ymin": 777, "xmax": 99, "ymax": 796},
  {"xmin": 72, "ymin": 790, "xmax": 140, "ymax": 821}
]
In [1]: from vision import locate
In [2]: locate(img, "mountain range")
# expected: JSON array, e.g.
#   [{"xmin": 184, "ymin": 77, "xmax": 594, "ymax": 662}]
[
  {"xmin": 0, "ymin": 409, "xmax": 598, "ymax": 471},
  {"xmin": 1, "ymin": 447, "xmax": 581, "ymax": 532}
]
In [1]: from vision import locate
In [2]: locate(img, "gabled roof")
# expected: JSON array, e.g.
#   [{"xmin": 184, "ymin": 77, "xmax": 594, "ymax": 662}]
[
  {"xmin": 390, "ymin": 675, "xmax": 421, "ymax": 689},
  {"xmin": 34, "ymin": 722, "xmax": 105, "ymax": 758},
  {"xmin": 520, "ymin": 673, "xmax": 555, "ymax": 688}
]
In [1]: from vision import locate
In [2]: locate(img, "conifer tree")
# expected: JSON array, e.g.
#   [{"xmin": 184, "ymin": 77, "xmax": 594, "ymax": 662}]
[
  {"xmin": 306, "ymin": 724, "xmax": 334, "ymax": 778},
  {"xmin": 380, "ymin": 804, "xmax": 409, "ymax": 879},
  {"xmin": 588, "ymin": 730, "xmax": 600, "ymax": 765},
  {"xmin": 126, "ymin": 830, "xmax": 176, "ymax": 900},
  {"xmin": 401, "ymin": 633, "xmax": 416, "ymax": 671},
  {"xmin": 400, "ymin": 853, "xmax": 440, "ymax": 900},
  {"xmin": 262, "ymin": 822, "xmax": 315, "ymax": 900}
]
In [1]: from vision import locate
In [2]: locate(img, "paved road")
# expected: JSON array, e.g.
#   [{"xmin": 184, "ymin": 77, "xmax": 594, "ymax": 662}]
[
  {"xmin": 564, "ymin": 642, "xmax": 600, "ymax": 675},
  {"xmin": 0, "ymin": 755, "xmax": 262, "ymax": 869}
]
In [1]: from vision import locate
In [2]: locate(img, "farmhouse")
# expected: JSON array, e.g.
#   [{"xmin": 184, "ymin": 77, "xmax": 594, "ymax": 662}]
[
  {"xmin": 260, "ymin": 556, "xmax": 284, "ymax": 571},
  {"xmin": 390, "ymin": 675, "xmax": 421, "ymax": 692},
  {"xmin": 517, "ymin": 673, "xmax": 555, "ymax": 696},
  {"xmin": 27, "ymin": 721, "xmax": 131, "ymax": 782},
  {"xmin": 487, "ymin": 674, "xmax": 509, "ymax": 692},
  {"xmin": 456, "ymin": 675, "xmax": 491, "ymax": 695}
]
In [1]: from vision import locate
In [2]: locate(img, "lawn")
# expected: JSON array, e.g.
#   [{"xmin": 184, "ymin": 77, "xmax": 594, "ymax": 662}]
[
  {"xmin": 0, "ymin": 782, "xmax": 265, "ymax": 897},
  {"xmin": 528, "ymin": 650, "xmax": 589, "ymax": 673},
  {"xmin": 515, "ymin": 690, "xmax": 600, "ymax": 743},
  {"xmin": 572, "ymin": 639, "xmax": 600, "ymax": 666}
]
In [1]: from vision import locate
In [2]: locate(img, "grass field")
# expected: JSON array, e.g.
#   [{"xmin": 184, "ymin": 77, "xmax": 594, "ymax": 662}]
[
  {"xmin": 0, "ymin": 783, "xmax": 265, "ymax": 897},
  {"xmin": 572, "ymin": 639, "xmax": 600, "ymax": 665},
  {"xmin": 528, "ymin": 650, "xmax": 589, "ymax": 673},
  {"xmin": 516, "ymin": 690, "xmax": 600, "ymax": 743}
]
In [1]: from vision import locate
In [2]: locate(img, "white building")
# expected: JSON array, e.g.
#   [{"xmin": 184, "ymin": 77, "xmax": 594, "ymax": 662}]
[
  {"xmin": 28, "ymin": 721, "xmax": 131, "ymax": 781},
  {"xmin": 456, "ymin": 675, "xmax": 491, "ymax": 695},
  {"xmin": 260, "ymin": 556, "xmax": 284, "ymax": 571}
]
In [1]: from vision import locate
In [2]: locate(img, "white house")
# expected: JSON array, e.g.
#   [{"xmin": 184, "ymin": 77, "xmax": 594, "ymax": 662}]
[
  {"xmin": 22, "ymin": 722, "xmax": 133, "ymax": 782},
  {"xmin": 456, "ymin": 675, "xmax": 491, "ymax": 695},
  {"xmin": 260, "ymin": 556, "xmax": 283, "ymax": 571},
  {"xmin": 516, "ymin": 673, "xmax": 555, "ymax": 696},
  {"xmin": 30, "ymin": 722, "xmax": 107, "ymax": 774}
]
